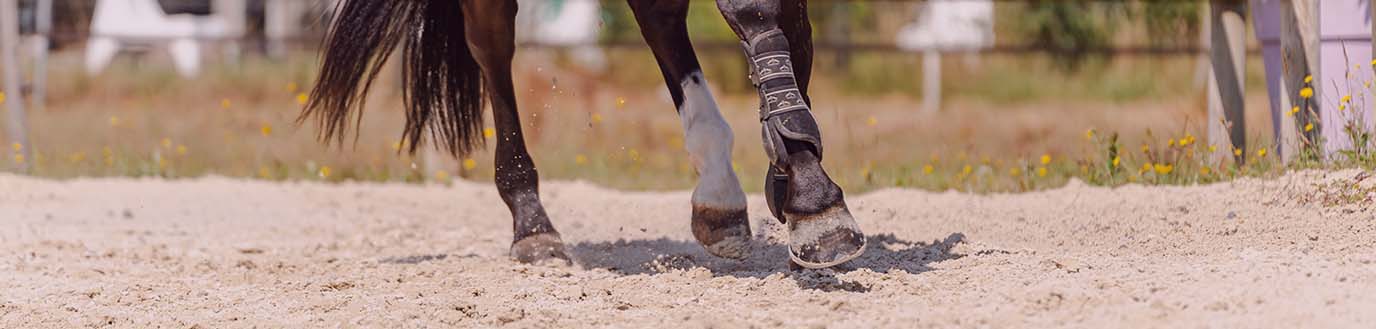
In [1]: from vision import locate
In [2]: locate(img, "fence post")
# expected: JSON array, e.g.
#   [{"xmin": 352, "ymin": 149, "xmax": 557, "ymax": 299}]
[
  {"xmin": 922, "ymin": 50, "xmax": 941, "ymax": 114},
  {"xmin": 1208, "ymin": 0, "xmax": 1248, "ymax": 164},
  {"xmin": 31, "ymin": 0, "xmax": 51, "ymax": 112},
  {"xmin": 1279, "ymin": 0, "xmax": 1318, "ymax": 162},
  {"xmin": 0, "ymin": 0, "xmax": 29, "ymax": 172}
]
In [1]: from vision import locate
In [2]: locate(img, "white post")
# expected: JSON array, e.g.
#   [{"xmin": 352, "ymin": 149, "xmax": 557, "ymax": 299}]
[
  {"xmin": 214, "ymin": 0, "xmax": 247, "ymax": 65},
  {"xmin": 1, "ymin": 0, "xmax": 30, "ymax": 172},
  {"xmin": 31, "ymin": 0, "xmax": 52, "ymax": 112},
  {"xmin": 922, "ymin": 49, "xmax": 941, "ymax": 114},
  {"xmin": 265, "ymin": 0, "xmax": 304, "ymax": 59}
]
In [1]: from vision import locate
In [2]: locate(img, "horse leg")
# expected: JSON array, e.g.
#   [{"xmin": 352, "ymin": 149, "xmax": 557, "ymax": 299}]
[
  {"xmin": 716, "ymin": 0, "xmax": 865, "ymax": 268},
  {"xmin": 462, "ymin": 0, "xmax": 569, "ymax": 264},
  {"xmin": 629, "ymin": 0, "xmax": 751, "ymax": 259}
]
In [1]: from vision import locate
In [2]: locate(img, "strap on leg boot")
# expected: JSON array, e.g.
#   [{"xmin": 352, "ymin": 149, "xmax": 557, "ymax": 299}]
[
  {"xmin": 764, "ymin": 165, "xmax": 788, "ymax": 223},
  {"xmin": 745, "ymin": 28, "xmax": 824, "ymax": 224}
]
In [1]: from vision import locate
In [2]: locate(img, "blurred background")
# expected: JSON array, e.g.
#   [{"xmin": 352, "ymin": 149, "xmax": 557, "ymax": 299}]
[{"xmin": 0, "ymin": 0, "xmax": 1336, "ymax": 193}]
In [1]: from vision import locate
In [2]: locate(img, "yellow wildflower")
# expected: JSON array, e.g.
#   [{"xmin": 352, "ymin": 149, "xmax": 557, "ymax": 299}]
[
  {"xmin": 1153, "ymin": 163, "xmax": 1173, "ymax": 175},
  {"xmin": 1304, "ymin": 123, "xmax": 1314, "ymax": 132},
  {"xmin": 261, "ymin": 124, "xmax": 273, "ymax": 137},
  {"xmin": 591, "ymin": 113, "xmax": 604, "ymax": 124},
  {"xmin": 575, "ymin": 154, "xmax": 588, "ymax": 165},
  {"xmin": 286, "ymin": 82, "xmax": 298, "ymax": 93},
  {"xmin": 1341, "ymin": 95, "xmax": 1352, "ymax": 103},
  {"xmin": 1340, "ymin": 104, "xmax": 1347, "ymax": 111},
  {"xmin": 1304, "ymin": 75, "xmax": 1313, "ymax": 84},
  {"xmin": 1209, "ymin": 145, "xmax": 1218, "ymax": 153},
  {"xmin": 1234, "ymin": 148, "xmax": 1243, "ymax": 157},
  {"xmin": 1257, "ymin": 148, "xmax": 1268, "ymax": 158},
  {"xmin": 0, "ymin": 92, "xmax": 5, "ymax": 104},
  {"xmin": 176, "ymin": 145, "xmax": 187, "ymax": 156},
  {"xmin": 1009, "ymin": 167, "xmax": 1020, "ymax": 177},
  {"xmin": 434, "ymin": 170, "xmax": 450, "ymax": 181},
  {"xmin": 922, "ymin": 164, "xmax": 935, "ymax": 175},
  {"xmin": 221, "ymin": 98, "xmax": 232, "ymax": 109},
  {"xmin": 1141, "ymin": 144, "xmax": 1150, "ymax": 154},
  {"xmin": 1371, "ymin": 59, "xmax": 1376, "ymax": 66},
  {"xmin": 615, "ymin": 97, "xmax": 626, "ymax": 109},
  {"xmin": 1299, "ymin": 87, "xmax": 1313, "ymax": 99},
  {"xmin": 1141, "ymin": 162, "xmax": 1152, "ymax": 173},
  {"xmin": 866, "ymin": 116, "xmax": 878, "ymax": 126},
  {"xmin": 1111, "ymin": 156, "xmax": 1120, "ymax": 167},
  {"xmin": 318, "ymin": 166, "xmax": 332, "ymax": 178},
  {"xmin": 295, "ymin": 93, "xmax": 309, "ymax": 106},
  {"xmin": 483, "ymin": 127, "xmax": 495, "ymax": 138},
  {"xmin": 1200, "ymin": 166, "xmax": 1210, "ymax": 175},
  {"xmin": 161, "ymin": 138, "xmax": 172, "ymax": 149},
  {"xmin": 1036, "ymin": 166, "xmax": 1048, "ymax": 177},
  {"xmin": 1040, "ymin": 154, "xmax": 1051, "ymax": 165},
  {"xmin": 1289, "ymin": 106, "xmax": 1299, "ymax": 116},
  {"xmin": 258, "ymin": 166, "xmax": 272, "ymax": 179},
  {"xmin": 12, "ymin": 154, "xmax": 23, "ymax": 165},
  {"xmin": 1167, "ymin": 139, "xmax": 1176, "ymax": 147},
  {"xmin": 462, "ymin": 158, "xmax": 477, "ymax": 170},
  {"xmin": 1085, "ymin": 129, "xmax": 1095, "ymax": 140},
  {"xmin": 10, "ymin": 142, "xmax": 20, "ymax": 152},
  {"xmin": 961, "ymin": 165, "xmax": 973, "ymax": 176}
]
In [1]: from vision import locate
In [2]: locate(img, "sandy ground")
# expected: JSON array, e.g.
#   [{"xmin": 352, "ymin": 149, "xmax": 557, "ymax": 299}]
[{"xmin": 1, "ymin": 171, "xmax": 1375, "ymax": 328}]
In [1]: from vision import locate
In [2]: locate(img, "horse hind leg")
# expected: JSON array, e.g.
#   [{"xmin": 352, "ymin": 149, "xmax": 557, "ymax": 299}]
[
  {"xmin": 462, "ymin": 0, "xmax": 569, "ymax": 265},
  {"xmin": 629, "ymin": 0, "xmax": 751, "ymax": 260},
  {"xmin": 716, "ymin": 0, "xmax": 865, "ymax": 268}
]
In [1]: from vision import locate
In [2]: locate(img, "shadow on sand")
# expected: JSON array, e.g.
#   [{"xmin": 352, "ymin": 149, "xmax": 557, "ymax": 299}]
[{"xmin": 568, "ymin": 232, "xmax": 967, "ymax": 292}]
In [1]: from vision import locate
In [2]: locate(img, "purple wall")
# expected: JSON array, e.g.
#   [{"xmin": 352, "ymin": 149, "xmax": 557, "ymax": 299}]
[{"xmin": 1318, "ymin": 0, "xmax": 1373, "ymax": 154}]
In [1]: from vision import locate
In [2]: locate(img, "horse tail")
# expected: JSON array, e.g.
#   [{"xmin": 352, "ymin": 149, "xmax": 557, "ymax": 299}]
[{"xmin": 301, "ymin": 0, "xmax": 485, "ymax": 156}]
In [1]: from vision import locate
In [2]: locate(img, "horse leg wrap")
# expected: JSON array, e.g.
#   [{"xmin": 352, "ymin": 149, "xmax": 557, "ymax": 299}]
[{"xmin": 746, "ymin": 29, "xmax": 823, "ymax": 223}]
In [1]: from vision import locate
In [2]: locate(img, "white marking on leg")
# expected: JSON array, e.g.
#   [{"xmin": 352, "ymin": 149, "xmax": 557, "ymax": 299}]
[{"xmin": 679, "ymin": 71, "xmax": 746, "ymax": 211}]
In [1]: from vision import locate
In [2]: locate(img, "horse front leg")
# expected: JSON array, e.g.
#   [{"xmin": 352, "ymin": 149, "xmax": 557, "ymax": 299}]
[
  {"xmin": 716, "ymin": 0, "xmax": 865, "ymax": 268},
  {"xmin": 629, "ymin": 0, "xmax": 751, "ymax": 259},
  {"xmin": 463, "ymin": 0, "xmax": 569, "ymax": 265}
]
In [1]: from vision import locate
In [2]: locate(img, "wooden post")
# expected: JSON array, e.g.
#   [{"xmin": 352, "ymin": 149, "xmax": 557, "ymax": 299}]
[
  {"xmin": 922, "ymin": 50, "xmax": 941, "ymax": 114},
  {"xmin": 1208, "ymin": 0, "xmax": 1248, "ymax": 164},
  {"xmin": 1280, "ymin": 0, "xmax": 1319, "ymax": 161},
  {"xmin": 0, "ymin": 0, "xmax": 30, "ymax": 172}
]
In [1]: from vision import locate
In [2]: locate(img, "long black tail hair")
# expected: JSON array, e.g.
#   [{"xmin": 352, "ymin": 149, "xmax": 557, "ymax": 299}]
[{"xmin": 301, "ymin": 0, "xmax": 485, "ymax": 156}]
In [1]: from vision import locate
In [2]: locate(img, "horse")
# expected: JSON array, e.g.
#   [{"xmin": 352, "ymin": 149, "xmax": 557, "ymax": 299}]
[{"xmin": 301, "ymin": 0, "xmax": 866, "ymax": 269}]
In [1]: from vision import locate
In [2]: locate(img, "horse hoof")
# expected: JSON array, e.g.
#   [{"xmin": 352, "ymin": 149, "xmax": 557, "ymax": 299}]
[
  {"xmin": 691, "ymin": 206, "xmax": 752, "ymax": 260},
  {"xmin": 787, "ymin": 206, "xmax": 865, "ymax": 269},
  {"xmin": 510, "ymin": 233, "xmax": 572, "ymax": 266}
]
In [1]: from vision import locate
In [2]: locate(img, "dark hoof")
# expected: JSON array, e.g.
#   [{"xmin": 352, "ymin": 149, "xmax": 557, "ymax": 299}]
[
  {"xmin": 510, "ymin": 233, "xmax": 572, "ymax": 266},
  {"xmin": 787, "ymin": 206, "xmax": 865, "ymax": 269},
  {"xmin": 691, "ymin": 206, "xmax": 752, "ymax": 260}
]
